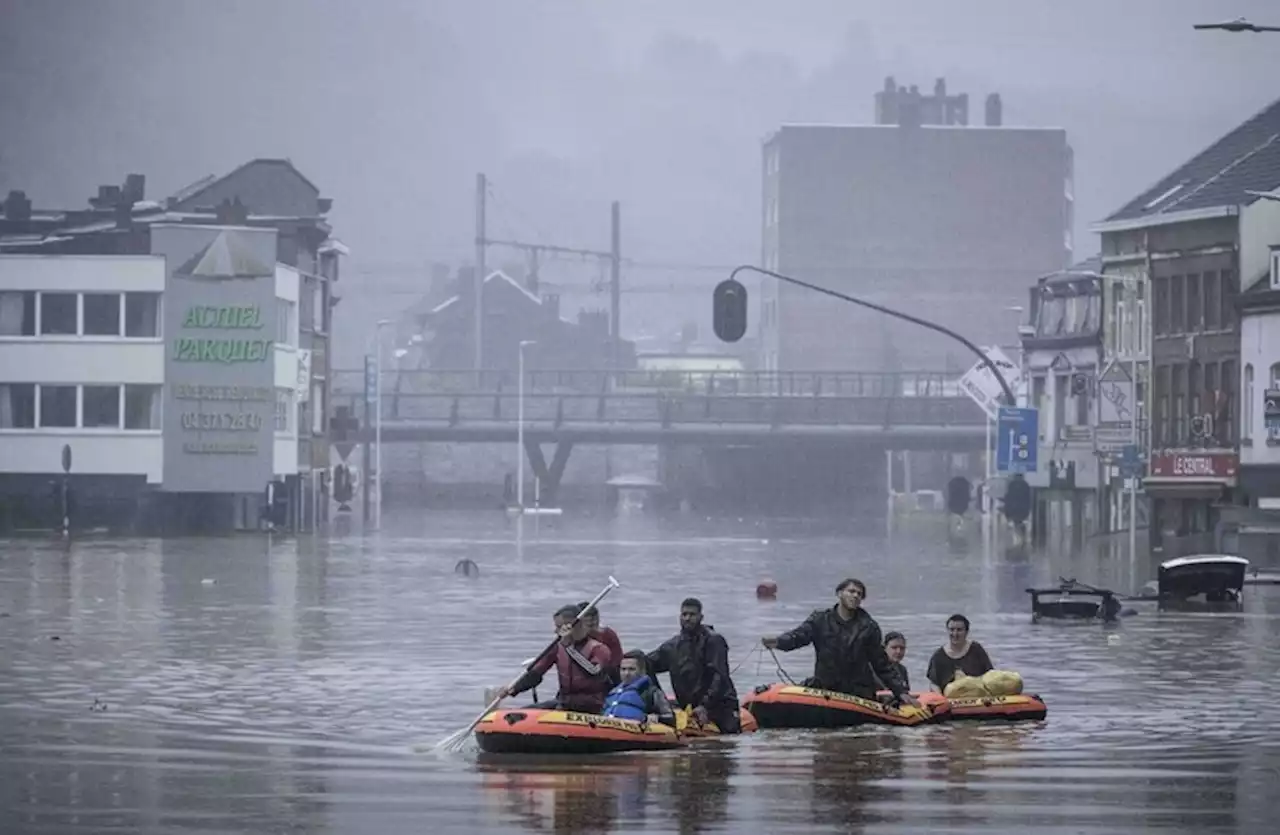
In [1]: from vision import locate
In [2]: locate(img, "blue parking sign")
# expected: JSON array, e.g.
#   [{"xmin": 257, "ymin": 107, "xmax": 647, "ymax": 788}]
[
  {"xmin": 996, "ymin": 406, "xmax": 1038, "ymax": 475},
  {"xmin": 364, "ymin": 354, "xmax": 377, "ymax": 405}
]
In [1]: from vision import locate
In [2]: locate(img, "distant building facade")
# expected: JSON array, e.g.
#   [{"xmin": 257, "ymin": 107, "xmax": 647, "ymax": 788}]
[
  {"xmin": 1234, "ymin": 244, "xmax": 1280, "ymax": 568},
  {"xmin": 0, "ymin": 161, "xmax": 344, "ymax": 533},
  {"xmin": 760, "ymin": 77, "xmax": 1073, "ymax": 373},
  {"xmin": 1090, "ymin": 95, "xmax": 1280, "ymax": 559}
]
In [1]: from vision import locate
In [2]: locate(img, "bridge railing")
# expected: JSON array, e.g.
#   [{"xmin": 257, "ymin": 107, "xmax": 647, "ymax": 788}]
[
  {"xmin": 332, "ymin": 368, "xmax": 966, "ymax": 399},
  {"xmin": 333, "ymin": 390, "xmax": 985, "ymax": 429}
]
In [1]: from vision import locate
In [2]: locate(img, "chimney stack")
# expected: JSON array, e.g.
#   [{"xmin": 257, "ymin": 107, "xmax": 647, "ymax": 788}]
[
  {"xmin": 122, "ymin": 173, "xmax": 145, "ymax": 203},
  {"xmin": 3, "ymin": 190, "xmax": 32, "ymax": 222},
  {"xmin": 985, "ymin": 93, "xmax": 1003, "ymax": 127}
]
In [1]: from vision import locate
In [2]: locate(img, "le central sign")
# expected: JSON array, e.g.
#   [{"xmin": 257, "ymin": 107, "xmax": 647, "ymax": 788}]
[{"xmin": 1148, "ymin": 452, "xmax": 1238, "ymax": 480}]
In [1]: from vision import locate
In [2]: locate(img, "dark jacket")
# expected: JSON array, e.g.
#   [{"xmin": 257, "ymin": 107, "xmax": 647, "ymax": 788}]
[
  {"xmin": 776, "ymin": 606, "xmax": 907, "ymax": 699},
  {"xmin": 510, "ymin": 636, "xmax": 613, "ymax": 713},
  {"xmin": 647, "ymin": 625, "xmax": 739, "ymax": 712}
]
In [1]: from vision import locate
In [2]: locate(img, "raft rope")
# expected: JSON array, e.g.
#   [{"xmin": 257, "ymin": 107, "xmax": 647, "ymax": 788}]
[{"xmin": 767, "ymin": 647, "xmax": 798, "ymax": 685}]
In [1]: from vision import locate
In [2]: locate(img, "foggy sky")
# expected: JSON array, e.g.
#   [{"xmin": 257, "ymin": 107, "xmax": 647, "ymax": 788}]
[{"xmin": 2, "ymin": 0, "xmax": 1278, "ymax": 359}]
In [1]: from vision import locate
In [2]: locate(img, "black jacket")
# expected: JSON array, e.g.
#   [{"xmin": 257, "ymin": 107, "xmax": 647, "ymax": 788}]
[
  {"xmin": 776, "ymin": 606, "xmax": 907, "ymax": 699},
  {"xmin": 646, "ymin": 625, "xmax": 739, "ymax": 711}
]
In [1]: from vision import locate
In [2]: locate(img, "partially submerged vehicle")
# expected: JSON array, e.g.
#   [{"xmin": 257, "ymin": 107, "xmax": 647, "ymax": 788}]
[
  {"xmin": 1026, "ymin": 578, "xmax": 1124, "ymax": 623},
  {"xmin": 1155, "ymin": 554, "xmax": 1248, "ymax": 603}
]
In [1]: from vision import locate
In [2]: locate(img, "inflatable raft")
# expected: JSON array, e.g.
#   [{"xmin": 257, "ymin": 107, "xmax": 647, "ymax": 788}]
[
  {"xmin": 475, "ymin": 708, "xmax": 684, "ymax": 754},
  {"xmin": 916, "ymin": 690, "xmax": 1048, "ymax": 722},
  {"xmin": 743, "ymin": 683, "xmax": 941, "ymax": 729}
]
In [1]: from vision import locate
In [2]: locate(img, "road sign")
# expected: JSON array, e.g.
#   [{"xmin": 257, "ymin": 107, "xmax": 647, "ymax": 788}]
[
  {"xmin": 957, "ymin": 346, "xmax": 1021, "ymax": 420},
  {"xmin": 1117, "ymin": 443, "xmax": 1143, "ymax": 479},
  {"xmin": 1266, "ymin": 388, "xmax": 1280, "ymax": 430},
  {"xmin": 995, "ymin": 406, "xmax": 1038, "ymax": 475},
  {"xmin": 364, "ymin": 354, "xmax": 377, "ymax": 405}
]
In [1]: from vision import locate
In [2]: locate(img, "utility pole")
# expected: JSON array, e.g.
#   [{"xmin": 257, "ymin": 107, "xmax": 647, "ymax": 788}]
[
  {"xmin": 474, "ymin": 173, "xmax": 487, "ymax": 376},
  {"xmin": 610, "ymin": 201, "xmax": 621, "ymax": 379}
]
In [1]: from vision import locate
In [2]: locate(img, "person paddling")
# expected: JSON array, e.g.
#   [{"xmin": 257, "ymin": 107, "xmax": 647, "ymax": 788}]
[
  {"xmin": 762, "ymin": 578, "xmax": 919, "ymax": 708},
  {"xmin": 578, "ymin": 601, "xmax": 624, "ymax": 685},
  {"xmin": 499, "ymin": 604, "xmax": 614, "ymax": 713},
  {"xmin": 602, "ymin": 651, "xmax": 676, "ymax": 728},
  {"xmin": 925, "ymin": 614, "xmax": 994, "ymax": 692}
]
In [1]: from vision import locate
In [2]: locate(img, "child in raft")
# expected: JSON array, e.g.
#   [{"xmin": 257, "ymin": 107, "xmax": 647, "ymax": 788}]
[{"xmin": 873, "ymin": 631, "xmax": 910, "ymax": 700}]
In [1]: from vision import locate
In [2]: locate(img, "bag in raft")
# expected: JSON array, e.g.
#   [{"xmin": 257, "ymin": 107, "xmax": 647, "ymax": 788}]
[
  {"xmin": 981, "ymin": 669, "xmax": 1024, "ymax": 696},
  {"xmin": 943, "ymin": 675, "xmax": 992, "ymax": 699}
]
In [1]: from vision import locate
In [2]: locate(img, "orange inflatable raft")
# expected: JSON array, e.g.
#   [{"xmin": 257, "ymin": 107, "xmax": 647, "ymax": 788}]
[
  {"xmin": 475, "ymin": 708, "xmax": 685, "ymax": 754},
  {"xmin": 910, "ymin": 690, "xmax": 1048, "ymax": 722},
  {"xmin": 674, "ymin": 704, "xmax": 760, "ymax": 738},
  {"xmin": 743, "ymin": 683, "xmax": 943, "ymax": 729}
]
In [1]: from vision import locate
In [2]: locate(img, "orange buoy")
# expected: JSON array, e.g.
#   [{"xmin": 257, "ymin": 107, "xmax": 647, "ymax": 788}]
[{"xmin": 756, "ymin": 579, "xmax": 778, "ymax": 599}]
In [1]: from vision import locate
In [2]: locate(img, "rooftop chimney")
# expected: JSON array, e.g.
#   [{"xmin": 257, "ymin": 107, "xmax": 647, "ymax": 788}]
[
  {"xmin": 985, "ymin": 93, "xmax": 1003, "ymax": 127},
  {"xmin": 3, "ymin": 190, "xmax": 32, "ymax": 222},
  {"xmin": 89, "ymin": 184, "xmax": 121, "ymax": 210},
  {"xmin": 122, "ymin": 173, "xmax": 145, "ymax": 203},
  {"xmin": 214, "ymin": 196, "xmax": 249, "ymax": 225}
]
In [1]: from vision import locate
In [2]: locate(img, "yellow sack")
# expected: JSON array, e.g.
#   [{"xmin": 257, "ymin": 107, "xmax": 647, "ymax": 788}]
[
  {"xmin": 981, "ymin": 670, "xmax": 1024, "ymax": 696},
  {"xmin": 943, "ymin": 675, "xmax": 991, "ymax": 699}
]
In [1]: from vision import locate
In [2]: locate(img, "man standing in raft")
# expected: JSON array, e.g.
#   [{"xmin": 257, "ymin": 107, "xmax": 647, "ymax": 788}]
[
  {"xmin": 499, "ymin": 604, "xmax": 614, "ymax": 713},
  {"xmin": 762, "ymin": 578, "xmax": 919, "ymax": 708},
  {"xmin": 647, "ymin": 597, "xmax": 742, "ymax": 733}
]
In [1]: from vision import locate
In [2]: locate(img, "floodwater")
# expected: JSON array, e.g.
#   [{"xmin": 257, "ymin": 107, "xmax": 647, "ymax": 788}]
[{"xmin": 1, "ymin": 511, "xmax": 1278, "ymax": 835}]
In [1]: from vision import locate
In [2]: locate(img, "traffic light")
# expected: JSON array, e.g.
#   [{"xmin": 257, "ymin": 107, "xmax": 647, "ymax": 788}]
[
  {"xmin": 1002, "ymin": 475, "xmax": 1032, "ymax": 525},
  {"xmin": 712, "ymin": 278, "xmax": 748, "ymax": 343},
  {"xmin": 946, "ymin": 476, "xmax": 971, "ymax": 515}
]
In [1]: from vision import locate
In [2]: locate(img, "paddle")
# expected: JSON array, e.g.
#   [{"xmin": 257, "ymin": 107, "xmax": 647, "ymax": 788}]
[{"xmin": 433, "ymin": 576, "xmax": 621, "ymax": 753}]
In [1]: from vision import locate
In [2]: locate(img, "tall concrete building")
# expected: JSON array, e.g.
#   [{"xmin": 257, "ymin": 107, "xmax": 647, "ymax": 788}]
[{"xmin": 759, "ymin": 77, "xmax": 1073, "ymax": 374}]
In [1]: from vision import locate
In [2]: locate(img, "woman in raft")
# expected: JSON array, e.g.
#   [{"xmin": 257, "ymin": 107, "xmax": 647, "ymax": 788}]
[
  {"xmin": 925, "ymin": 613, "xmax": 994, "ymax": 692},
  {"xmin": 872, "ymin": 631, "xmax": 910, "ymax": 699}
]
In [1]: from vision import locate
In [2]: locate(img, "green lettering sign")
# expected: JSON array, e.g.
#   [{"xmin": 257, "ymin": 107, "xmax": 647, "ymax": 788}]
[
  {"xmin": 173, "ymin": 338, "xmax": 273, "ymax": 363},
  {"xmin": 182, "ymin": 306, "xmax": 264, "ymax": 329}
]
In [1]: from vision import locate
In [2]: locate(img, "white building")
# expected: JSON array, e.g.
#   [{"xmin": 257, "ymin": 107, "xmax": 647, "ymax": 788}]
[
  {"xmin": 0, "ymin": 240, "xmax": 302, "ymax": 532},
  {"xmin": 1235, "ymin": 243, "xmax": 1280, "ymax": 566}
]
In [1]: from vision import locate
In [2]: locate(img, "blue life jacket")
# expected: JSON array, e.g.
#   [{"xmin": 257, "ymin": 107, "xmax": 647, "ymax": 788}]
[{"xmin": 603, "ymin": 675, "xmax": 651, "ymax": 721}]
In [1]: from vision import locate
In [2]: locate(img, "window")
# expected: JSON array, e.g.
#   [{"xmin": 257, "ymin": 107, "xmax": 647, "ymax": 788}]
[
  {"xmin": 300, "ymin": 279, "xmax": 316, "ymax": 332},
  {"xmin": 275, "ymin": 387, "xmax": 293, "ymax": 432},
  {"xmin": 1155, "ymin": 365, "xmax": 1169, "ymax": 448},
  {"xmin": 1185, "ymin": 274, "xmax": 1200, "ymax": 332},
  {"xmin": 124, "ymin": 385, "xmax": 161, "ymax": 429},
  {"xmin": 0, "ymin": 383, "xmax": 36, "ymax": 428},
  {"xmin": 124, "ymin": 292, "xmax": 160, "ymax": 338},
  {"xmin": 1220, "ymin": 359, "xmax": 1236, "ymax": 444},
  {"xmin": 1171, "ymin": 364, "xmax": 1186, "ymax": 445},
  {"xmin": 0, "ymin": 291, "xmax": 36, "ymax": 336},
  {"xmin": 38, "ymin": 384, "xmax": 77, "ymax": 427},
  {"xmin": 1153, "ymin": 277, "xmax": 1168, "ymax": 335},
  {"xmin": 276, "ymin": 299, "xmax": 296, "ymax": 347},
  {"xmin": 40, "ymin": 292, "xmax": 77, "ymax": 335},
  {"xmin": 83, "ymin": 293, "xmax": 122, "ymax": 336},
  {"xmin": 1243, "ymin": 364, "xmax": 1254, "ymax": 441},
  {"xmin": 1220, "ymin": 270, "xmax": 1237, "ymax": 330},
  {"xmin": 1169, "ymin": 276, "xmax": 1184, "ymax": 334},
  {"xmin": 311, "ymin": 383, "xmax": 325, "ymax": 434},
  {"xmin": 1203, "ymin": 271, "xmax": 1219, "ymax": 330},
  {"xmin": 82, "ymin": 385, "xmax": 121, "ymax": 427}
]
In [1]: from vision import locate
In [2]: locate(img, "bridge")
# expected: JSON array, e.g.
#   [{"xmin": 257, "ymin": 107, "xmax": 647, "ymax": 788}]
[{"xmin": 328, "ymin": 368, "xmax": 986, "ymax": 448}]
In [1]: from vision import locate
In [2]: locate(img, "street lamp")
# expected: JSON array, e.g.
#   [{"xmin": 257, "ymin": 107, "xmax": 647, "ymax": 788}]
[
  {"xmin": 516, "ymin": 340, "xmax": 536, "ymax": 512},
  {"xmin": 1193, "ymin": 17, "xmax": 1280, "ymax": 32},
  {"xmin": 374, "ymin": 318, "xmax": 392, "ymax": 529}
]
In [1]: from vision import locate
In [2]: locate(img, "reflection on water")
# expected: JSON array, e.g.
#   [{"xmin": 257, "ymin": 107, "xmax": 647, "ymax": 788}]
[{"xmin": 0, "ymin": 511, "xmax": 1278, "ymax": 834}]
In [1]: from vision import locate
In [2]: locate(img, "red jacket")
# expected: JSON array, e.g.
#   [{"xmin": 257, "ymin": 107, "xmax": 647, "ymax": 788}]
[
  {"xmin": 512, "ymin": 636, "xmax": 613, "ymax": 712},
  {"xmin": 592, "ymin": 626, "xmax": 624, "ymax": 672}
]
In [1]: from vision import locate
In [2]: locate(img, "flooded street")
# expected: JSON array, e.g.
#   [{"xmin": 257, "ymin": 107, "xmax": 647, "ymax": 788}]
[{"xmin": 2, "ymin": 511, "xmax": 1278, "ymax": 834}]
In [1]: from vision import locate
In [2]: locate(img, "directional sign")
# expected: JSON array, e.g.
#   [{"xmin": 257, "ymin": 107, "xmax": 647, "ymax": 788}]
[
  {"xmin": 957, "ymin": 346, "xmax": 1021, "ymax": 420},
  {"xmin": 996, "ymin": 406, "xmax": 1038, "ymax": 475},
  {"xmin": 1266, "ymin": 388, "xmax": 1280, "ymax": 430},
  {"xmin": 364, "ymin": 354, "xmax": 377, "ymax": 405},
  {"xmin": 1117, "ymin": 443, "xmax": 1143, "ymax": 479}
]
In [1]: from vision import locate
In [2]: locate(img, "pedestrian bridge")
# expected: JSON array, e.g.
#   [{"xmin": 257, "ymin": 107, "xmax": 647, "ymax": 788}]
[{"xmin": 329, "ymin": 369, "xmax": 985, "ymax": 449}]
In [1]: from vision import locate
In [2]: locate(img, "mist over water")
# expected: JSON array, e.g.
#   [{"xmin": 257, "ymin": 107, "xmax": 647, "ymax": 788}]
[{"xmin": 2, "ymin": 511, "xmax": 1277, "ymax": 833}]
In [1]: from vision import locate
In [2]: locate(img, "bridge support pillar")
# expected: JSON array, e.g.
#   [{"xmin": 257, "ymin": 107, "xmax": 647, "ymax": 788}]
[{"xmin": 522, "ymin": 439, "xmax": 573, "ymax": 506}]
